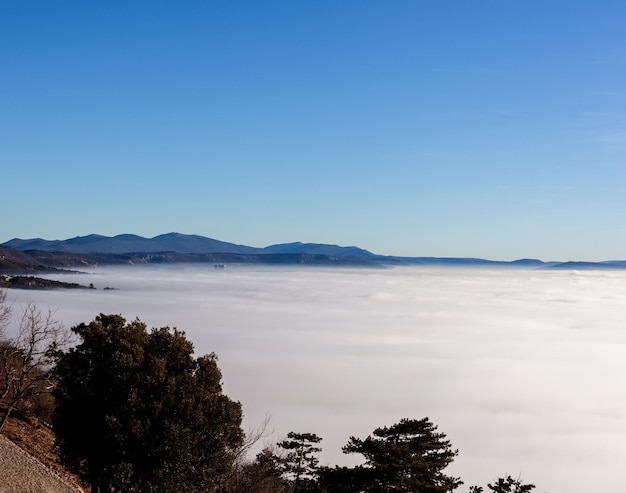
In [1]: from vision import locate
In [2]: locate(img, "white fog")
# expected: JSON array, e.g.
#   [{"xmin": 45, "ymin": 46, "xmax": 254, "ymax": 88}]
[{"xmin": 7, "ymin": 265, "xmax": 626, "ymax": 493}]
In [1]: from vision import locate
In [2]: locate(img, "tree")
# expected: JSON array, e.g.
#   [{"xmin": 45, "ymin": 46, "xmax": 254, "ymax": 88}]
[
  {"xmin": 469, "ymin": 475, "xmax": 535, "ymax": 493},
  {"xmin": 277, "ymin": 432, "xmax": 323, "ymax": 492},
  {"xmin": 220, "ymin": 446, "xmax": 290, "ymax": 493},
  {"xmin": 339, "ymin": 417, "xmax": 462, "ymax": 493},
  {"xmin": 0, "ymin": 297, "xmax": 70, "ymax": 431},
  {"xmin": 0, "ymin": 290, "xmax": 11, "ymax": 334},
  {"xmin": 53, "ymin": 314, "xmax": 244, "ymax": 493},
  {"xmin": 318, "ymin": 464, "xmax": 372, "ymax": 493},
  {"xmin": 219, "ymin": 414, "xmax": 291, "ymax": 493}
]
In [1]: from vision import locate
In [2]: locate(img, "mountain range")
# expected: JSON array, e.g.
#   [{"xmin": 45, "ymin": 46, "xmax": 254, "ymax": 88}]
[
  {"xmin": 2, "ymin": 233, "xmax": 380, "ymax": 258},
  {"xmin": 2, "ymin": 232, "xmax": 625, "ymax": 272}
]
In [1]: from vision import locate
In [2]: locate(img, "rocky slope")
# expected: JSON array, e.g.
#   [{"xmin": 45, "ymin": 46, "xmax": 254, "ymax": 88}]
[{"xmin": 0, "ymin": 415, "xmax": 82, "ymax": 493}]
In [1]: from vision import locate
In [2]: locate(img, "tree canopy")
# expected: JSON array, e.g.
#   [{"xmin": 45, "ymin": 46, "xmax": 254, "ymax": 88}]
[
  {"xmin": 470, "ymin": 475, "xmax": 536, "ymax": 493},
  {"xmin": 53, "ymin": 314, "xmax": 244, "ymax": 493},
  {"xmin": 334, "ymin": 417, "xmax": 462, "ymax": 493},
  {"xmin": 277, "ymin": 432, "xmax": 323, "ymax": 492}
]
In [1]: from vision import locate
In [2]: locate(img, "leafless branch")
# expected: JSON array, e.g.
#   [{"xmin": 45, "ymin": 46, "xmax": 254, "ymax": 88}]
[
  {"xmin": 233, "ymin": 413, "xmax": 274, "ymax": 466},
  {"xmin": 0, "ymin": 289, "xmax": 12, "ymax": 338},
  {"xmin": 0, "ymin": 296, "xmax": 74, "ymax": 431}
]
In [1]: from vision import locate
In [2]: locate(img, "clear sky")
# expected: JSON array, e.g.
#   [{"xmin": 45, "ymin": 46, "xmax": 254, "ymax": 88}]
[{"xmin": 2, "ymin": 1, "xmax": 626, "ymax": 261}]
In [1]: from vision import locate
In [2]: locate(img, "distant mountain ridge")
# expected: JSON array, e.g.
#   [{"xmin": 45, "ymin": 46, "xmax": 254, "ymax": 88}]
[
  {"xmin": 3, "ymin": 233, "xmax": 260, "ymax": 255},
  {"xmin": 2, "ymin": 233, "xmax": 385, "ymax": 259},
  {"xmin": 262, "ymin": 242, "xmax": 379, "ymax": 259},
  {"xmin": 2, "ymin": 233, "xmax": 625, "ymax": 271}
]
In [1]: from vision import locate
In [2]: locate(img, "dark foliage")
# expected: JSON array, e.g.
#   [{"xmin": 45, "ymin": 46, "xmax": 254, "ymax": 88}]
[
  {"xmin": 319, "ymin": 417, "xmax": 462, "ymax": 493},
  {"xmin": 318, "ymin": 465, "xmax": 373, "ymax": 493},
  {"xmin": 277, "ymin": 432, "xmax": 323, "ymax": 492},
  {"xmin": 53, "ymin": 314, "xmax": 244, "ymax": 492},
  {"xmin": 470, "ymin": 475, "xmax": 535, "ymax": 493}
]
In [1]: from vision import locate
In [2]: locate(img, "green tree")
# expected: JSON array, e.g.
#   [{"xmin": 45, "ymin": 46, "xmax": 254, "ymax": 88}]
[
  {"xmin": 277, "ymin": 432, "xmax": 323, "ymax": 492},
  {"xmin": 339, "ymin": 417, "xmax": 462, "ymax": 493},
  {"xmin": 53, "ymin": 314, "xmax": 244, "ymax": 492}
]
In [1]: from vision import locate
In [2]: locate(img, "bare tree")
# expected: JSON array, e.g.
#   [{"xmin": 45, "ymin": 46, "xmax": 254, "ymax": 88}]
[
  {"xmin": 0, "ymin": 290, "xmax": 11, "ymax": 336},
  {"xmin": 233, "ymin": 413, "xmax": 274, "ymax": 467},
  {"xmin": 0, "ymin": 297, "xmax": 72, "ymax": 431},
  {"xmin": 218, "ymin": 414, "xmax": 286, "ymax": 493}
]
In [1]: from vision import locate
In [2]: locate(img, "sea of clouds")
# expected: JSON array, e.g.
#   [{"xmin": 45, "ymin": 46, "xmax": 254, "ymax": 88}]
[{"xmin": 7, "ymin": 265, "xmax": 626, "ymax": 492}]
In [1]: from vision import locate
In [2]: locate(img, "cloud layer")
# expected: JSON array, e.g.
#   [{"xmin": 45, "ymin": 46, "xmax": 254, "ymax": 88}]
[{"xmin": 8, "ymin": 265, "xmax": 626, "ymax": 492}]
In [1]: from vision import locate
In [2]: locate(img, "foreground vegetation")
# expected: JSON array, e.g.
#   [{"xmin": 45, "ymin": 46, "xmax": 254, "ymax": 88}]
[{"xmin": 0, "ymin": 290, "xmax": 535, "ymax": 492}]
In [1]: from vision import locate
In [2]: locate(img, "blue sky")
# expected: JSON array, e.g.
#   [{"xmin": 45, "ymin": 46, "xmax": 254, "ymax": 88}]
[{"xmin": 2, "ymin": 1, "xmax": 626, "ymax": 260}]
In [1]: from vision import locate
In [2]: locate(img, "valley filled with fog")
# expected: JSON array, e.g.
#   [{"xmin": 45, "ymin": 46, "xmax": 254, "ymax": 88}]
[{"xmin": 8, "ymin": 265, "xmax": 626, "ymax": 492}]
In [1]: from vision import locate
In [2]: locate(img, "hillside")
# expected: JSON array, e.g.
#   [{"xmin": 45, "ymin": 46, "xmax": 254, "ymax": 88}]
[
  {"xmin": 0, "ymin": 414, "xmax": 83, "ymax": 493},
  {"xmin": 0, "ymin": 247, "xmax": 384, "ymax": 278},
  {"xmin": 0, "ymin": 246, "xmax": 99, "ymax": 273}
]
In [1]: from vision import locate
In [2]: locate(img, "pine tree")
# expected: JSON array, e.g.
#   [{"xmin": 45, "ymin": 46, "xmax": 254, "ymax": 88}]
[
  {"xmin": 278, "ymin": 432, "xmax": 323, "ymax": 492},
  {"xmin": 340, "ymin": 417, "xmax": 462, "ymax": 493}
]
